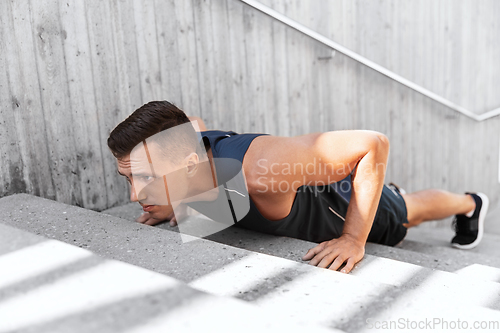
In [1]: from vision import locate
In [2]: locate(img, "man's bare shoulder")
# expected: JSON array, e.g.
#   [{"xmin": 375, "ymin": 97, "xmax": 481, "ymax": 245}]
[
  {"xmin": 245, "ymin": 133, "xmax": 315, "ymax": 157},
  {"xmin": 243, "ymin": 134, "xmax": 305, "ymax": 169},
  {"xmin": 242, "ymin": 133, "xmax": 322, "ymax": 193},
  {"xmin": 242, "ymin": 130, "xmax": 387, "ymax": 194}
]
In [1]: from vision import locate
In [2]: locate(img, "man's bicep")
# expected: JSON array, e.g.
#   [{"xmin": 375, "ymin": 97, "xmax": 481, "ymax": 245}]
[{"xmin": 311, "ymin": 130, "xmax": 386, "ymax": 176}]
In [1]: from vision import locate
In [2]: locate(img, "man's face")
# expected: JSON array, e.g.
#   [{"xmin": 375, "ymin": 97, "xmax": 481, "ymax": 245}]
[{"xmin": 116, "ymin": 141, "xmax": 190, "ymax": 221}]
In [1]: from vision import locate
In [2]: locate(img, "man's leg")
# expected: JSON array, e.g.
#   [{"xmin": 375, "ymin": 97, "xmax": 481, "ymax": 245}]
[
  {"xmin": 401, "ymin": 189, "xmax": 475, "ymax": 228},
  {"xmin": 401, "ymin": 189, "xmax": 489, "ymax": 249}
]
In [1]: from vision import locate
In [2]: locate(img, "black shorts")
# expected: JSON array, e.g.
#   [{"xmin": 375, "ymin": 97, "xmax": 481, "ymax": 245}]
[
  {"xmin": 238, "ymin": 184, "xmax": 409, "ymax": 247},
  {"xmin": 368, "ymin": 185, "xmax": 409, "ymax": 245}
]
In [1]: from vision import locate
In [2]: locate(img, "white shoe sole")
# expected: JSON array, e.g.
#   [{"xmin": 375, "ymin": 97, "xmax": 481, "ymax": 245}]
[{"xmin": 452, "ymin": 192, "xmax": 489, "ymax": 250}]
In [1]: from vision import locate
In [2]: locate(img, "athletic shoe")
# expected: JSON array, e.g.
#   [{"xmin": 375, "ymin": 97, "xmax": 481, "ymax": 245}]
[{"xmin": 451, "ymin": 192, "xmax": 489, "ymax": 250}]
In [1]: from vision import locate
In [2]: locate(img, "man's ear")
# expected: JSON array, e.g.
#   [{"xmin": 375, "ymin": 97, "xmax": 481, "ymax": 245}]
[{"xmin": 184, "ymin": 152, "xmax": 200, "ymax": 177}]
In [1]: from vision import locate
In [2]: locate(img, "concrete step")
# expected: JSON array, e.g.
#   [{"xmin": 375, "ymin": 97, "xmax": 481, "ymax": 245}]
[
  {"xmin": 0, "ymin": 194, "xmax": 259, "ymax": 284},
  {"xmin": 188, "ymin": 250, "xmax": 500, "ymax": 332},
  {"xmin": 102, "ymin": 202, "xmax": 500, "ymax": 289},
  {"xmin": 3, "ymin": 194, "xmax": 500, "ymax": 332},
  {"xmin": 455, "ymin": 264, "xmax": 500, "ymax": 284},
  {"xmin": 403, "ymin": 224, "xmax": 500, "ymax": 257},
  {"xmin": 103, "ymin": 201, "xmax": 500, "ymax": 283},
  {"xmin": 396, "ymin": 226, "xmax": 500, "ymax": 276},
  {"xmin": 0, "ymin": 223, "xmax": 338, "ymax": 333}
]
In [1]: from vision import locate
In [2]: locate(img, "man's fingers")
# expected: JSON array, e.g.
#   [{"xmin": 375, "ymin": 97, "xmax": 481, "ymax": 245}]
[
  {"xmin": 144, "ymin": 218, "xmax": 160, "ymax": 226},
  {"xmin": 328, "ymin": 255, "xmax": 347, "ymax": 271},
  {"xmin": 302, "ymin": 236, "xmax": 364, "ymax": 273},
  {"xmin": 302, "ymin": 243, "xmax": 326, "ymax": 261},
  {"xmin": 339, "ymin": 258, "xmax": 356, "ymax": 274},
  {"xmin": 309, "ymin": 247, "xmax": 334, "ymax": 266},
  {"xmin": 169, "ymin": 217, "xmax": 178, "ymax": 227},
  {"xmin": 136, "ymin": 212, "xmax": 149, "ymax": 224},
  {"xmin": 318, "ymin": 252, "xmax": 341, "ymax": 269}
]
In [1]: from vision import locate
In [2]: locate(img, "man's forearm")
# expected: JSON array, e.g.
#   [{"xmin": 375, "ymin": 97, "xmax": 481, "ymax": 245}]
[
  {"xmin": 343, "ymin": 132, "xmax": 389, "ymax": 245},
  {"xmin": 341, "ymin": 136, "xmax": 389, "ymax": 245},
  {"xmin": 342, "ymin": 190, "xmax": 381, "ymax": 245}
]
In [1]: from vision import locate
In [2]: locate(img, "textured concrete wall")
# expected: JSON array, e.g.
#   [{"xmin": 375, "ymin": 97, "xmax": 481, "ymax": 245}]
[{"xmin": 0, "ymin": 0, "xmax": 499, "ymax": 217}]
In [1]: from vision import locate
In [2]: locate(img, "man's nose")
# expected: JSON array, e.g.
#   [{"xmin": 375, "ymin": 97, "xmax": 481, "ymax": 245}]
[
  {"xmin": 130, "ymin": 184, "xmax": 146, "ymax": 202},
  {"xmin": 130, "ymin": 184, "xmax": 138, "ymax": 202},
  {"xmin": 131, "ymin": 183, "xmax": 148, "ymax": 203}
]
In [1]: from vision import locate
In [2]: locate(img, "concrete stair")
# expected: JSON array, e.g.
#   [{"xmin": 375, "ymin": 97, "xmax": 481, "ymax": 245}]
[
  {"xmin": 104, "ymin": 201, "xmax": 500, "ymax": 275},
  {"xmin": 104, "ymin": 202, "xmax": 500, "ymax": 332},
  {"xmin": 0, "ymin": 218, "xmax": 338, "ymax": 333},
  {"xmin": 1, "ymin": 194, "xmax": 500, "ymax": 332}
]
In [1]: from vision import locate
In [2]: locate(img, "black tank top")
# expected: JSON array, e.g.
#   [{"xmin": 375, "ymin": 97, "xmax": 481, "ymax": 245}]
[
  {"xmin": 199, "ymin": 130, "xmax": 409, "ymax": 246},
  {"xmin": 199, "ymin": 130, "xmax": 353, "ymax": 243}
]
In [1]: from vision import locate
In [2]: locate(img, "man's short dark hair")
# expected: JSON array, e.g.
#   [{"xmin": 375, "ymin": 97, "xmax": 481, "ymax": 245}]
[{"xmin": 108, "ymin": 101, "xmax": 199, "ymax": 162}]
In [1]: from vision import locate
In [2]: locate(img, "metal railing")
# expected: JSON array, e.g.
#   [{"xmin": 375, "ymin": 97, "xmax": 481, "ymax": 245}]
[{"xmin": 239, "ymin": 0, "xmax": 500, "ymax": 122}]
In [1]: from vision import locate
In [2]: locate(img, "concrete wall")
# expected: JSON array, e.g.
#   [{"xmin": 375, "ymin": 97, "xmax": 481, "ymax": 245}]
[{"xmin": 1, "ymin": 0, "xmax": 499, "ymax": 217}]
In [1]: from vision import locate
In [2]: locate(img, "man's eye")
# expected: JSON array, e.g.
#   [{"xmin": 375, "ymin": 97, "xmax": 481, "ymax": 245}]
[{"xmin": 141, "ymin": 176, "xmax": 154, "ymax": 181}]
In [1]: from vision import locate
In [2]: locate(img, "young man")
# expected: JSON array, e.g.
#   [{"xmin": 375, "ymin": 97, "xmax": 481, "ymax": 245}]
[{"xmin": 108, "ymin": 101, "xmax": 489, "ymax": 274}]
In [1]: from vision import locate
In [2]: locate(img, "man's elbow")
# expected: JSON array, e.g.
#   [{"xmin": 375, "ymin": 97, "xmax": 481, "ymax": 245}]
[
  {"xmin": 374, "ymin": 132, "xmax": 390, "ymax": 152},
  {"xmin": 363, "ymin": 131, "xmax": 390, "ymax": 159},
  {"xmin": 358, "ymin": 132, "xmax": 389, "ymax": 178}
]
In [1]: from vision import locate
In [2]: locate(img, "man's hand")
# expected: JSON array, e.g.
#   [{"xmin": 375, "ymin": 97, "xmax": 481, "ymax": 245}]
[
  {"xmin": 136, "ymin": 211, "xmax": 178, "ymax": 226},
  {"xmin": 135, "ymin": 204, "xmax": 188, "ymax": 227},
  {"xmin": 301, "ymin": 234, "xmax": 365, "ymax": 273}
]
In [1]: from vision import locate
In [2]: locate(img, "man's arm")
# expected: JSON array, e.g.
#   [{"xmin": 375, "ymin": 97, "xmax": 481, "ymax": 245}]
[
  {"xmin": 188, "ymin": 116, "xmax": 207, "ymax": 131},
  {"xmin": 244, "ymin": 130, "xmax": 390, "ymax": 273}
]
